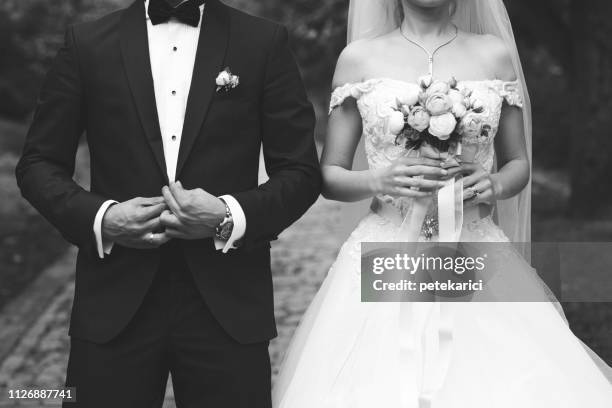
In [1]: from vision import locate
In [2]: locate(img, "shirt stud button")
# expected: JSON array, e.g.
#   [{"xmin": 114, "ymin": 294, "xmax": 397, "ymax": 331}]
[
  {"xmin": 172, "ymin": 90, "xmax": 176, "ymax": 95},
  {"xmin": 173, "ymin": 46, "xmax": 178, "ymax": 52},
  {"xmin": 171, "ymin": 135, "xmax": 177, "ymax": 141}
]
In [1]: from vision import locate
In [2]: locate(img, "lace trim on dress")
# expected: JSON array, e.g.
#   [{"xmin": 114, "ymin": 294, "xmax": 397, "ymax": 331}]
[
  {"xmin": 496, "ymin": 80, "xmax": 524, "ymax": 108},
  {"xmin": 329, "ymin": 78, "xmax": 524, "ymax": 114},
  {"xmin": 328, "ymin": 80, "xmax": 380, "ymax": 114}
]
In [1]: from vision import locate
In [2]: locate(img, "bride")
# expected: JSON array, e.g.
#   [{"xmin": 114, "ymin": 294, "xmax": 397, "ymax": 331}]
[{"xmin": 273, "ymin": 0, "xmax": 612, "ymax": 407}]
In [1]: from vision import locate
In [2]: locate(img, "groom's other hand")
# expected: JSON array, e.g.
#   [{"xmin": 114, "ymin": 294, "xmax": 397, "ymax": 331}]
[
  {"xmin": 102, "ymin": 197, "xmax": 170, "ymax": 249},
  {"xmin": 160, "ymin": 181, "xmax": 225, "ymax": 240}
]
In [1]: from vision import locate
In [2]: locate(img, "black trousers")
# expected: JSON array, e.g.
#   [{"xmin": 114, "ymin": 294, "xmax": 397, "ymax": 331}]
[{"xmin": 64, "ymin": 244, "xmax": 272, "ymax": 408}]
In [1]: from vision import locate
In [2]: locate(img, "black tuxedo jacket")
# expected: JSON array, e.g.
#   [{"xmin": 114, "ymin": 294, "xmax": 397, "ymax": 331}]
[{"xmin": 16, "ymin": 0, "xmax": 321, "ymax": 344}]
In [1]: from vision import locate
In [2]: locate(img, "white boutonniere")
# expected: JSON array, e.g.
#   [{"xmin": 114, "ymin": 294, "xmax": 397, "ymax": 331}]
[{"xmin": 215, "ymin": 67, "xmax": 240, "ymax": 93}]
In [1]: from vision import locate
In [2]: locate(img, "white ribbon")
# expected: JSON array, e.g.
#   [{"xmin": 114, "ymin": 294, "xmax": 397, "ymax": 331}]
[
  {"xmin": 414, "ymin": 147, "xmax": 463, "ymax": 406},
  {"xmin": 399, "ymin": 302, "xmax": 455, "ymax": 408},
  {"xmin": 439, "ymin": 142, "xmax": 465, "ymax": 242},
  {"xmin": 395, "ymin": 145, "xmax": 463, "ymax": 407},
  {"xmin": 437, "ymin": 177, "xmax": 464, "ymax": 242}
]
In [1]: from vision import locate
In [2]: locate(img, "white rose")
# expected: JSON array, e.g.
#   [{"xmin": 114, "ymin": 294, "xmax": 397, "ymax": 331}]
[
  {"xmin": 408, "ymin": 106, "xmax": 431, "ymax": 132},
  {"xmin": 425, "ymin": 93, "xmax": 452, "ymax": 116},
  {"xmin": 216, "ymin": 71, "xmax": 231, "ymax": 86},
  {"xmin": 428, "ymin": 80, "xmax": 450, "ymax": 95},
  {"xmin": 459, "ymin": 113, "xmax": 484, "ymax": 138},
  {"xmin": 448, "ymin": 89, "xmax": 464, "ymax": 105},
  {"xmin": 397, "ymin": 86, "xmax": 421, "ymax": 107},
  {"xmin": 429, "ymin": 112, "xmax": 457, "ymax": 140},
  {"xmin": 451, "ymin": 103, "xmax": 467, "ymax": 118},
  {"xmin": 388, "ymin": 111, "xmax": 406, "ymax": 135}
]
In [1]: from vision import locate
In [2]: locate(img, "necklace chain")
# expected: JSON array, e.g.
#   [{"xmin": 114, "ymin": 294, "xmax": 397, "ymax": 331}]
[{"xmin": 399, "ymin": 24, "xmax": 459, "ymax": 77}]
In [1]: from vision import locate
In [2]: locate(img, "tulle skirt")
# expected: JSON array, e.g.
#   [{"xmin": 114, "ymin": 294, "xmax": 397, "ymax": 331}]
[{"xmin": 273, "ymin": 212, "xmax": 612, "ymax": 408}]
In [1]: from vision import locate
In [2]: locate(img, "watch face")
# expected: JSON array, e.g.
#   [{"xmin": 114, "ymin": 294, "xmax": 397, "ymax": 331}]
[{"xmin": 217, "ymin": 221, "xmax": 234, "ymax": 241}]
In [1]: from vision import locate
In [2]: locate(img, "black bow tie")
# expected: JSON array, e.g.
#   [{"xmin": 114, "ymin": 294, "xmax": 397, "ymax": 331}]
[{"xmin": 148, "ymin": 0, "xmax": 205, "ymax": 27}]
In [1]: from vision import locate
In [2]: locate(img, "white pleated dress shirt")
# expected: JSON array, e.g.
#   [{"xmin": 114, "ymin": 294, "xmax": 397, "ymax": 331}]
[{"xmin": 93, "ymin": 0, "xmax": 246, "ymax": 258}]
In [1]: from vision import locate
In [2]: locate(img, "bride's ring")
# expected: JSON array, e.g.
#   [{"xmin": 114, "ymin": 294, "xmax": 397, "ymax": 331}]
[
  {"xmin": 467, "ymin": 187, "xmax": 479, "ymax": 199},
  {"xmin": 147, "ymin": 233, "xmax": 155, "ymax": 244}
]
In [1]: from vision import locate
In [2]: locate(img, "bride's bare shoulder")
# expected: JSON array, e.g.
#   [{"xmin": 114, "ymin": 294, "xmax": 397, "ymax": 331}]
[
  {"xmin": 460, "ymin": 31, "xmax": 517, "ymax": 81},
  {"xmin": 332, "ymin": 34, "xmax": 397, "ymax": 88}
]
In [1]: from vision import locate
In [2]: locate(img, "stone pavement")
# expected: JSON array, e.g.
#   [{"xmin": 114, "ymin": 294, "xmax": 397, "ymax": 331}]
[{"xmin": 0, "ymin": 197, "xmax": 344, "ymax": 407}]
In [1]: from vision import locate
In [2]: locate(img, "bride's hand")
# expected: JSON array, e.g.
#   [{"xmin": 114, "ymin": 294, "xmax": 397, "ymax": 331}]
[
  {"xmin": 371, "ymin": 157, "xmax": 449, "ymax": 198},
  {"xmin": 459, "ymin": 162, "xmax": 502, "ymax": 206}
]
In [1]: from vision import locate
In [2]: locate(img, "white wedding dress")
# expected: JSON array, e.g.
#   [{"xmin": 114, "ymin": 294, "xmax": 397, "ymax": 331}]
[{"xmin": 273, "ymin": 78, "xmax": 612, "ymax": 408}]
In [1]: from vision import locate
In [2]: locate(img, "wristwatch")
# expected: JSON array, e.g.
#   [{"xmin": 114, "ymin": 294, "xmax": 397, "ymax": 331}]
[{"xmin": 215, "ymin": 198, "xmax": 234, "ymax": 241}]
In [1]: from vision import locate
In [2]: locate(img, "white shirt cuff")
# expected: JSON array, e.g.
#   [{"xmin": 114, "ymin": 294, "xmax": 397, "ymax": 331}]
[
  {"xmin": 214, "ymin": 195, "xmax": 246, "ymax": 253},
  {"xmin": 93, "ymin": 200, "xmax": 118, "ymax": 259}
]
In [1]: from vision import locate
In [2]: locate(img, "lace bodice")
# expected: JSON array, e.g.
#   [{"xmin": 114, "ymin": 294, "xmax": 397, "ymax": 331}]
[{"xmin": 329, "ymin": 78, "xmax": 523, "ymax": 173}]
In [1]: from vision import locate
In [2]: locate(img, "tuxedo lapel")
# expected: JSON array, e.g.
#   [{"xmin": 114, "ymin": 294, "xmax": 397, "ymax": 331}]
[
  {"xmin": 175, "ymin": 0, "xmax": 229, "ymax": 179},
  {"xmin": 119, "ymin": 0, "xmax": 168, "ymax": 183}
]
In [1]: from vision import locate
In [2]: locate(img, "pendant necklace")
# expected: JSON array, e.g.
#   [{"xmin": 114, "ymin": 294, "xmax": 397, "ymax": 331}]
[{"xmin": 400, "ymin": 24, "xmax": 459, "ymax": 77}]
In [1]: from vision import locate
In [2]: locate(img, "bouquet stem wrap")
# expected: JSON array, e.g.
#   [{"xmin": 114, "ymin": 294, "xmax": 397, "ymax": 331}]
[{"xmin": 437, "ymin": 177, "xmax": 464, "ymax": 242}]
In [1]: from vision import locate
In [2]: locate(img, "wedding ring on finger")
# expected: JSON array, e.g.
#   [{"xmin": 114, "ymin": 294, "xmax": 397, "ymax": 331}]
[{"xmin": 147, "ymin": 232, "xmax": 155, "ymax": 245}]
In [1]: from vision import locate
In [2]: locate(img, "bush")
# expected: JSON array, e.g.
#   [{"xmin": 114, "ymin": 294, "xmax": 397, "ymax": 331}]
[
  {"xmin": 0, "ymin": 0, "xmax": 125, "ymax": 119},
  {"xmin": 226, "ymin": 0, "xmax": 347, "ymax": 90}
]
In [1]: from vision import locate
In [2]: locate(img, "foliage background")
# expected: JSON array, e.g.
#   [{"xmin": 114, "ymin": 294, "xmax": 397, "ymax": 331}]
[{"xmin": 0, "ymin": 0, "xmax": 610, "ymax": 364}]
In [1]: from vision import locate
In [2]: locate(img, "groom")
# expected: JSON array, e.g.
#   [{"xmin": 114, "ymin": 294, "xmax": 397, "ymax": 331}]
[{"xmin": 15, "ymin": 0, "xmax": 320, "ymax": 406}]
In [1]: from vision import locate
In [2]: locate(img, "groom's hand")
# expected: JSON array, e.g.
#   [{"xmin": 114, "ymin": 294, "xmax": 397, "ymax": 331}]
[
  {"xmin": 102, "ymin": 197, "xmax": 170, "ymax": 249},
  {"xmin": 160, "ymin": 182, "xmax": 225, "ymax": 240}
]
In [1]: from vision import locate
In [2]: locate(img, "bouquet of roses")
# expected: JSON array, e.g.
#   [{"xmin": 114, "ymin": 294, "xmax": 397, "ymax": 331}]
[{"xmin": 388, "ymin": 75, "xmax": 491, "ymax": 157}]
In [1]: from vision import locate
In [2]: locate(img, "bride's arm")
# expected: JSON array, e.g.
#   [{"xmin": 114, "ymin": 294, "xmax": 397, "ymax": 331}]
[
  {"xmin": 491, "ymin": 104, "xmax": 530, "ymax": 200},
  {"xmin": 489, "ymin": 35, "xmax": 530, "ymax": 200},
  {"xmin": 462, "ymin": 36, "xmax": 530, "ymax": 203},
  {"xmin": 322, "ymin": 46, "xmax": 448, "ymax": 203}
]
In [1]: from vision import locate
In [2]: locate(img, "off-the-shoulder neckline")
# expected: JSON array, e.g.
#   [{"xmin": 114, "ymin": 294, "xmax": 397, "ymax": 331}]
[{"xmin": 333, "ymin": 77, "xmax": 520, "ymax": 91}]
